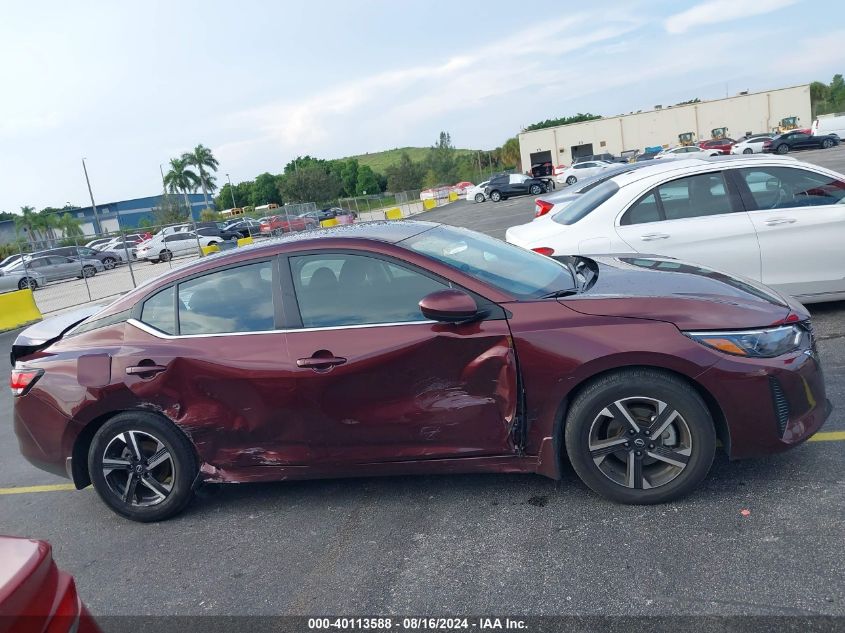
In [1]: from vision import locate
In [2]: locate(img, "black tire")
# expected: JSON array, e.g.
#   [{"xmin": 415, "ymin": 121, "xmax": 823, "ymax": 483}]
[
  {"xmin": 474, "ymin": 193, "xmax": 485, "ymax": 203},
  {"xmin": 566, "ymin": 176, "xmax": 577, "ymax": 185},
  {"xmin": 564, "ymin": 368, "xmax": 716, "ymax": 505},
  {"xmin": 529, "ymin": 184, "xmax": 543, "ymax": 195},
  {"xmin": 82, "ymin": 265, "xmax": 96, "ymax": 278},
  {"xmin": 822, "ymin": 139, "xmax": 833, "ymax": 149},
  {"xmin": 101, "ymin": 257, "xmax": 117, "ymax": 270},
  {"xmin": 18, "ymin": 277, "xmax": 37, "ymax": 290},
  {"xmin": 743, "ymin": 148, "xmax": 753, "ymax": 154},
  {"xmin": 208, "ymin": 241, "xmax": 218, "ymax": 247},
  {"xmin": 160, "ymin": 249, "xmax": 172, "ymax": 262},
  {"xmin": 489, "ymin": 190, "xmax": 502, "ymax": 202},
  {"xmin": 88, "ymin": 411, "xmax": 198, "ymax": 522},
  {"xmin": 776, "ymin": 143, "xmax": 789, "ymax": 154}
]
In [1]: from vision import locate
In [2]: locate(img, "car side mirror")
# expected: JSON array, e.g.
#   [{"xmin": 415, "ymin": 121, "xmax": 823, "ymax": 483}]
[{"xmin": 419, "ymin": 289, "xmax": 479, "ymax": 323}]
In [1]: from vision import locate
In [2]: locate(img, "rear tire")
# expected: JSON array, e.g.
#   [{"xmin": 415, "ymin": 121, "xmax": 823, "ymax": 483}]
[
  {"xmin": 743, "ymin": 148, "xmax": 753, "ymax": 154},
  {"xmin": 102, "ymin": 257, "xmax": 117, "ymax": 270},
  {"xmin": 160, "ymin": 249, "xmax": 172, "ymax": 262},
  {"xmin": 564, "ymin": 368, "xmax": 716, "ymax": 505},
  {"xmin": 88, "ymin": 412, "xmax": 198, "ymax": 522},
  {"xmin": 776, "ymin": 144, "xmax": 789, "ymax": 154},
  {"xmin": 822, "ymin": 139, "xmax": 833, "ymax": 149},
  {"xmin": 566, "ymin": 176, "xmax": 577, "ymax": 185},
  {"xmin": 474, "ymin": 193, "xmax": 485, "ymax": 203}
]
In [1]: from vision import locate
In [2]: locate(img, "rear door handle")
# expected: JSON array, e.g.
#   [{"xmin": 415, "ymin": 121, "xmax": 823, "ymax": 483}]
[
  {"xmin": 640, "ymin": 233, "xmax": 670, "ymax": 241},
  {"xmin": 125, "ymin": 364, "xmax": 167, "ymax": 375},
  {"xmin": 297, "ymin": 356, "xmax": 347, "ymax": 369},
  {"xmin": 764, "ymin": 217, "xmax": 796, "ymax": 226}
]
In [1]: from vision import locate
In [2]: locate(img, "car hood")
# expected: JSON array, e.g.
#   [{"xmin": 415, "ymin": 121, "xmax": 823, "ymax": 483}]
[{"xmin": 558, "ymin": 255, "xmax": 804, "ymax": 329}]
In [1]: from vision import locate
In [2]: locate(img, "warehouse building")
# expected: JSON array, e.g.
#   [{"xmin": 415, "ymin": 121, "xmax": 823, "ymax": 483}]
[{"xmin": 518, "ymin": 84, "xmax": 811, "ymax": 171}]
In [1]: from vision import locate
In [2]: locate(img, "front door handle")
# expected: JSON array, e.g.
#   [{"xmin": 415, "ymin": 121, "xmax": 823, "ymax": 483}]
[
  {"xmin": 764, "ymin": 217, "xmax": 796, "ymax": 226},
  {"xmin": 297, "ymin": 356, "xmax": 347, "ymax": 369},
  {"xmin": 126, "ymin": 364, "xmax": 167, "ymax": 376},
  {"xmin": 640, "ymin": 233, "xmax": 670, "ymax": 241}
]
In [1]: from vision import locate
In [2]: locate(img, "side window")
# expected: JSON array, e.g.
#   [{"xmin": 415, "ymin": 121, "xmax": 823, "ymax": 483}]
[
  {"xmin": 177, "ymin": 261, "xmax": 274, "ymax": 335},
  {"xmin": 49, "ymin": 256, "xmax": 71, "ymax": 265},
  {"xmin": 738, "ymin": 167, "xmax": 845, "ymax": 210},
  {"xmin": 621, "ymin": 192, "xmax": 661, "ymax": 225},
  {"xmin": 141, "ymin": 286, "xmax": 176, "ymax": 335},
  {"xmin": 621, "ymin": 172, "xmax": 733, "ymax": 225},
  {"xmin": 290, "ymin": 254, "xmax": 448, "ymax": 328}
]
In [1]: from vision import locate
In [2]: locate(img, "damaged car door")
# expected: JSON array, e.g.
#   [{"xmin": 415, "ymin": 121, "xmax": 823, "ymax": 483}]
[{"xmin": 284, "ymin": 251, "xmax": 519, "ymax": 465}]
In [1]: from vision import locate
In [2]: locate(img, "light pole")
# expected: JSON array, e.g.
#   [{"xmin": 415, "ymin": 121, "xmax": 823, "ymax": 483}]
[
  {"xmin": 81, "ymin": 158, "xmax": 102, "ymax": 235},
  {"xmin": 226, "ymin": 173, "xmax": 236, "ymax": 208}
]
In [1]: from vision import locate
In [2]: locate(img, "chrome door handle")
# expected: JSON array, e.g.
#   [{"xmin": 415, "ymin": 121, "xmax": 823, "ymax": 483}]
[
  {"xmin": 297, "ymin": 356, "xmax": 347, "ymax": 369},
  {"xmin": 125, "ymin": 364, "xmax": 167, "ymax": 376},
  {"xmin": 764, "ymin": 218, "xmax": 796, "ymax": 226},
  {"xmin": 640, "ymin": 233, "xmax": 670, "ymax": 241}
]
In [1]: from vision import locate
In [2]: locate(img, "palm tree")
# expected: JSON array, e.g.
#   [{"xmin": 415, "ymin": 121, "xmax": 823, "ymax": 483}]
[
  {"xmin": 57, "ymin": 213, "xmax": 83, "ymax": 238},
  {"xmin": 14, "ymin": 206, "xmax": 41, "ymax": 244},
  {"xmin": 163, "ymin": 157, "xmax": 200, "ymax": 219},
  {"xmin": 182, "ymin": 144, "xmax": 219, "ymax": 209}
]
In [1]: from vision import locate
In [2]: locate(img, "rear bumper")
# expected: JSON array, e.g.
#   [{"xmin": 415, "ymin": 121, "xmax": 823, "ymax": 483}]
[
  {"xmin": 697, "ymin": 349, "xmax": 830, "ymax": 459},
  {"xmin": 13, "ymin": 393, "xmax": 76, "ymax": 480}
]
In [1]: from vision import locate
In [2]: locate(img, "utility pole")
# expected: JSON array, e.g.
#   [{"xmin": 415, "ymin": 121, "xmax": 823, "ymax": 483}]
[
  {"xmin": 226, "ymin": 173, "xmax": 236, "ymax": 208},
  {"xmin": 81, "ymin": 158, "xmax": 102, "ymax": 235}
]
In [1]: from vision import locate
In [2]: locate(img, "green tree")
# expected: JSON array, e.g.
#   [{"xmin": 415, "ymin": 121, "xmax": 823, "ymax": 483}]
[
  {"xmin": 500, "ymin": 137, "xmax": 521, "ymax": 170},
  {"xmin": 182, "ymin": 144, "xmax": 219, "ymax": 209},
  {"xmin": 250, "ymin": 172, "xmax": 283, "ymax": 206},
  {"xmin": 163, "ymin": 157, "xmax": 200, "ymax": 220},
  {"xmin": 355, "ymin": 165, "xmax": 381, "ymax": 195},
  {"xmin": 283, "ymin": 155, "xmax": 326, "ymax": 175},
  {"xmin": 152, "ymin": 192, "xmax": 190, "ymax": 226},
  {"xmin": 57, "ymin": 213, "xmax": 83, "ymax": 238},
  {"xmin": 200, "ymin": 208, "xmax": 220, "ymax": 222},
  {"xmin": 279, "ymin": 165, "xmax": 342, "ymax": 204},
  {"xmin": 425, "ymin": 131, "xmax": 458, "ymax": 184},
  {"xmin": 523, "ymin": 113, "xmax": 602, "ymax": 132},
  {"xmin": 384, "ymin": 152, "xmax": 425, "ymax": 191},
  {"xmin": 14, "ymin": 206, "xmax": 42, "ymax": 244}
]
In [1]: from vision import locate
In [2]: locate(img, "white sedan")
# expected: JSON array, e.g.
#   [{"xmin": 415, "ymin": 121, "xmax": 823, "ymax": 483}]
[
  {"xmin": 656, "ymin": 146, "xmax": 722, "ymax": 159},
  {"xmin": 556, "ymin": 160, "xmax": 614, "ymax": 186},
  {"xmin": 135, "ymin": 232, "xmax": 218, "ymax": 264},
  {"xmin": 731, "ymin": 135, "xmax": 775, "ymax": 155},
  {"xmin": 505, "ymin": 156, "xmax": 845, "ymax": 304},
  {"xmin": 465, "ymin": 181, "xmax": 489, "ymax": 203}
]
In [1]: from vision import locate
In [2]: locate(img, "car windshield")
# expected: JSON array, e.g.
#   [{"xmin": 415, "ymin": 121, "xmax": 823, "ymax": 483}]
[
  {"xmin": 552, "ymin": 180, "xmax": 619, "ymax": 225},
  {"xmin": 403, "ymin": 225, "xmax": 575, "ymax": 299}
]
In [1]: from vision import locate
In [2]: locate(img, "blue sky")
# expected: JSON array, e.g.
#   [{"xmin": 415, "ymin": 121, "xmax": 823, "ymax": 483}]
[{"xmin": 2, "ymin": 0, "xmax": 843, "ymax": 210}]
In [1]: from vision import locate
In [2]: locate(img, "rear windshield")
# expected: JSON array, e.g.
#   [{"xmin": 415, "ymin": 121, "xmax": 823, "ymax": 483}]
[{"xmin": 552, "ymin": 180, "xmax": 619, "ymax": 225}]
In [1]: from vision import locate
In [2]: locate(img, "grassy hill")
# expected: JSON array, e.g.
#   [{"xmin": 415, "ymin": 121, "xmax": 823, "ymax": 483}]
[{"xmin": 348, "ymin": 147, "xmax": 477, "ymax": 173}]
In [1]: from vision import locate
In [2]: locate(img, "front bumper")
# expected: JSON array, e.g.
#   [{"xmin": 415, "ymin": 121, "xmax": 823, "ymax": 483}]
[{"xmin": 696, "ymin": 347, "xmax": 830, "ymax": 459}]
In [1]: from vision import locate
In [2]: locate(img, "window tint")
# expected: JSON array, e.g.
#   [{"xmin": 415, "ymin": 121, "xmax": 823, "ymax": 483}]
[
  {"xmin": 178, "ymin": 261, "xmax": 274, "ymax": 335},
  {"xmin": 48, "ymin": 256, "xmax": 71, "ymax": 265},
  {"xmin": 291, "ymin": 254, "xmax": 447, "ymax": 328},
  {"xmin": 621, "ymin": 172, "xmax": 733, "ymax": 225},
  {"xmin": 553, "ymin": 179, "xmax": 619, "ymax": 225},
  {"xmin": 141, "ymin": 286, "xmax": 176, "ymax": 334},
  {"xmin": 738, "ymin": 167, "xmax": 845, "ymax": 210}
]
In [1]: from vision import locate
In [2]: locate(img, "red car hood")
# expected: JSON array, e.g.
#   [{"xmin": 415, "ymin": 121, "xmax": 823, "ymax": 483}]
[{"xmin": 557, "ymin": 255, "xmax": 803, "ymax": 330}]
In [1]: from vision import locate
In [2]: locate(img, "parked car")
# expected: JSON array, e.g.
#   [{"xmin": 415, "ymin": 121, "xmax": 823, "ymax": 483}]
[
  {"xmin": 465, "ymin": 181, "xmax": 490, "ymax": 203},
  {"xmin": 556, "ymin": 160, "xmax": 614, "ymax": 186},
  {"xmin": 655, "ymin": 146, "xmax": 722, "ymax": 159},
  {"xmin": 811, "ymin": 114, "xmax": 845, "ymax": 139},
  {"xmin": 10, "ymin": 221, "xmax": 829, "ymax": 521},
  {"xmin": 195, "ymin": 225, "xmax": 241, "ymax": 241},
  {"xmin": 224, "ymin": 218, "xmax": 263, "ymax": 238},
  {"xmin": 0, "ymin": 267, "xmax": 46, "ymax": 291},
  {"xmin": 506, "ymin": 156, "xmax": 845, "ymax": 304},
  {"xmin": 574, "ymin": 153, "xmax": 621, "ymax": 164},
  {"xmin": 259, "ymin": 215, "xmax": 318, "ymax": 235},
  {"xmin": 763, "ymin": 131, "xmax": 840, "ymax": 154},
  {"xmin": 6, "ymin": 255, "xmax": 104, "ymax": 281},
  {"xmin": 85, "ymin": 237, "xmax": 114, "ymax": 250},
  {"xmin": 484, "ymin": 173, "xmax": 550, "ymax": 202},
  {"xmin": 38, "ymin": 245, "xmax": 123, "ymax": 270},
  {"xmin": 698, "ymin": 138, "xmax": 736, "ymax": 154},
  {"xmin": 135, "ymin": 231, "xmax": 217, "ymax": 263},
  {"xmin": 0, "ymin": 536, "xmax": 102, "ymax": 632},
  {"xmin": 730, "ymin": 134, "xmax": 775, "ymax": 155}
]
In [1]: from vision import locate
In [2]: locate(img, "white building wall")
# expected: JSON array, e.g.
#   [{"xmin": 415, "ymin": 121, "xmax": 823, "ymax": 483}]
[{"xmin": 518, "ymin": 85, "xmax": 811, "ymax": 170}]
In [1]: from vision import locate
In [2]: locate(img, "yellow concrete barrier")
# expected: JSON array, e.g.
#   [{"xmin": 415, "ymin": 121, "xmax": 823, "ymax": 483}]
[
  {"xmin": 448, "ymin": 191, "xmax": 459, "ymax": 202},
  {"xmin": 201, "ymin": 244, "xmax": 220, "ymax": 256},
  {"xmin": 423, "ymin": 199, "xmax": 437, "ymax": 210},
  {"xmin": 385, "ymin": 207, "xmax": 403, "ymax": 220},
  {"xmin": 321, "ymin": 218, "xmax": 339, "ymax": 228},
  {"xmin": 0, "ymin": 288, "xmax": 42, "ymax": 331},
  {"xmin": 237, "ymin": 236, "xmax": 254, "ymax": 248}
]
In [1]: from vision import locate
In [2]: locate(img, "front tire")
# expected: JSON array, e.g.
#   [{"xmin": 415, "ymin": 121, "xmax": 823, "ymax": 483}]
[
  {"xmin": 776, "ymin": 143, "xmax": 789, "ymax": 154},
  {"xmin": 18, "ymin": 277, "xmax": 37, "ymax": 290},
  {"xmin": 88, "ymin": 412, "xmax": 198, "ymax": 522},
  {"xmin": 566, "ymin": 176, "xmax": 577, "ymax": 185},
  {"xmin": 564, "ymin": 368, "xmax": 716, "ymax": 504},
  {"xmin": 81, "ymin": 265, "xmax": 96, "ymax": 278},
  {"xmin": 822, "ymin": 139, "xmax": 833, "ymax": 149},
  {"xmin": 743, "ymin": 148, "xmax": 753, "ymax": 154},
  {"xmin": 101, "ymin": 257, "xmax": 117, "ymax": 270},
  {"xmin": 529, "ymin": 184, "xmax": 543, "ymax": 195},
  {"xmin": 474, "ymin": 193, "xmax": 485, "ymax": 203},
  {"xmin": 489, "ymin": 191, "xmax": 502, "ymax": 202},
  {"xmin": 160, "ymin": 249, "xmax": 172, "ymax": 262}
]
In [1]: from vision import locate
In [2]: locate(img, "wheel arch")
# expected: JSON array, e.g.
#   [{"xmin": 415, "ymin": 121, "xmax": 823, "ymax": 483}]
[{"xmin": 538, "ymin": 363, "xmax": 730, "ymax": 479}]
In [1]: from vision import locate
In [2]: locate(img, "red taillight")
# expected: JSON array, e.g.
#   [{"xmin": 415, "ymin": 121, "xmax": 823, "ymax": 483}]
[
  {"xmin": 534, "ymin": 200, "xmax": 554, "ymax": 217},
  {"xmin": 532, "ymin": 247, "xmax": 555, "ymax": 256},
  {"xmin": 763, "ymin": 140, "xmax": 772, "ymax": 146},
  {"xmin": 10, "ymin": 368, "xmax": 43, "ymax": 396}
]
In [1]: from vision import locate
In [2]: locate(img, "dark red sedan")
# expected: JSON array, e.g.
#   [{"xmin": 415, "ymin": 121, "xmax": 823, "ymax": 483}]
[
  {"xmin": 698, "ymin": 138, "xmax": 735, "ymax": 154},
  {"xmin": 11, "ymin": 222, "xmax": 829, "ymax": 521},
  {"xmin": 259, "ymin": 214, "xmax": 318, "ymax": 236}
]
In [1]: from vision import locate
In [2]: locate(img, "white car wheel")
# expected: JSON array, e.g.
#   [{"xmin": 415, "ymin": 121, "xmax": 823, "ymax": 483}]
[{"xmin": 474, "ymin": 194, "xmax": 484, "ymax": 203}]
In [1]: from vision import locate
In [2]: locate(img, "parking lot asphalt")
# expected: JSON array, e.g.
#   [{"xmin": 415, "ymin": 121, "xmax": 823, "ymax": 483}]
[{"xmin": 1, "ymin": 147, "xmax": 844, "ymax": 619}]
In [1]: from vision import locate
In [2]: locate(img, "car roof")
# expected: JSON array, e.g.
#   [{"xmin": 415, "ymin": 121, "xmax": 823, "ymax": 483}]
[{"xmin": 608, "ymin": 155, "xmax": 803, "ymax": 187}]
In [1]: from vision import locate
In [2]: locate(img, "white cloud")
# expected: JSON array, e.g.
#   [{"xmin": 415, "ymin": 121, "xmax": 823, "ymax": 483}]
[{"xmin": 664, "ymin": 0, "xmax": 798, "ymax": 34}]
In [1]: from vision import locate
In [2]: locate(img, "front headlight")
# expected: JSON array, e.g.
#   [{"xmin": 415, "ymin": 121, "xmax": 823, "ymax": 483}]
[{"xmin": 684, "ymin": 324, "xmax": 806, "ymax": 358}]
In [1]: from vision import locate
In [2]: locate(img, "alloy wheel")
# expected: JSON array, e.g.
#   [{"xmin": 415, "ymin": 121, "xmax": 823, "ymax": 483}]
[
  {"xmin": 566, "ymin": 176, "xmax": 577, "ymax": 185},
  {"xmin": 102, "ymin": 430, "xmax": 174, "ymax": 507},
  {"xmin": 102, "ymin": 257, "xmax": 116, "ymax": 270},
  {"xmin": 587, "ymin": 396, "xmax": 692, "ymax": 490}
]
